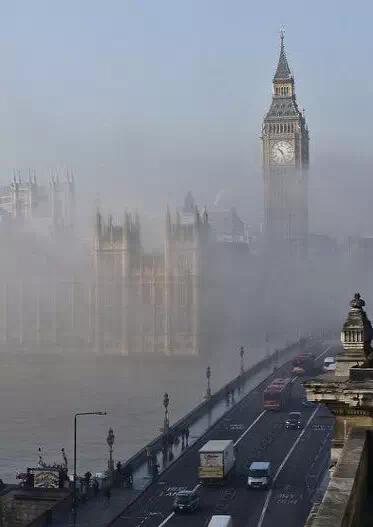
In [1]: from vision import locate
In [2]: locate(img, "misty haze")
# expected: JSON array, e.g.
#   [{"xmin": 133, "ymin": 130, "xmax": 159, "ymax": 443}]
[{"xmin": 1, "ymin": 2, "xmax": 373, "ymax": 527}]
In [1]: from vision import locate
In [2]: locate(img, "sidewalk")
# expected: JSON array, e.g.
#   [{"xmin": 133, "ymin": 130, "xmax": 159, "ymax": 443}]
[{"xmin": 51, "ymin": 486, "xmax": 140, "ymax": 527}]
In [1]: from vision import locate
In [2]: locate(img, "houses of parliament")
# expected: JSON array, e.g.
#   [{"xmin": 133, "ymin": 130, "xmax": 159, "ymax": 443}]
[{"xmin": 0, "ymin": 34, "xmax": 312, "ymax": 355}]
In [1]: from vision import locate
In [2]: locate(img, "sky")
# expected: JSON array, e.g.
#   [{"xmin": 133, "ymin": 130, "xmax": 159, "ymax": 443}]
[{"xmin": 0, "ymin": 0, "xmax": 372, "ymax": 237}]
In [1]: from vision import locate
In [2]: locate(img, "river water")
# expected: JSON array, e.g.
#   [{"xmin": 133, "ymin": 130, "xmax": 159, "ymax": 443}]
[{"xmin": 0, "ymin": 340, "xmax": 284, "ymax": 482}]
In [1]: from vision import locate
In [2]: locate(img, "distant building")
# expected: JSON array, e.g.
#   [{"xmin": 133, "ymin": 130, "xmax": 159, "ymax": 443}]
[
  {"xmin": 94, "ymin": 200, "xmax": 209, "ymax": 355},
  {"xmin": 344, "ymin": 235, "xmax": 373, "ymax": 266},
  {"xmin": 307, "ymin": 233, "xmax": 339, "ymax": 260},
  {"xmin": 0, "ymin": 173, "xmax": 75, "ymax": 234},
  {"xmin": 208, "ymin": 206, "xmax": 247, "ymax": 244}
]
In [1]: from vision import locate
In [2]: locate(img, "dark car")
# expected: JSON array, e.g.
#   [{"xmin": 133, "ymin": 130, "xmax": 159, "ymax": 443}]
[
  {"xmin": 173, "ymin": 490, "xmax": 200, "ymax": 513},
  {"xmin": 285, "ymin": 411, "xmax": 302, "ymax": 430},
  {"xmin": 301, "ymin": 398, "xmax": 315, "ymax": 408}
]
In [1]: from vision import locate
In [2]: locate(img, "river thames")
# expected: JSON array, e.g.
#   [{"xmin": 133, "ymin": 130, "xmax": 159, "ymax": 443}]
[{"xmin": 0, "ymin": 339, "xmax": 282, "ymax": 482}]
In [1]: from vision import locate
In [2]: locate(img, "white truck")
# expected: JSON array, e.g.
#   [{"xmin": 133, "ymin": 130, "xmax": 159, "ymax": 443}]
[{"xmin": 198, "ymin": 440, "xmax": 235, "ymax": 484}]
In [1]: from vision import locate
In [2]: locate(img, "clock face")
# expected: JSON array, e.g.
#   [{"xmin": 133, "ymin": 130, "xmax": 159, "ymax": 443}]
[{"xmin": 271, "ymin": 141, "xmax": 295, "ymax": 165}]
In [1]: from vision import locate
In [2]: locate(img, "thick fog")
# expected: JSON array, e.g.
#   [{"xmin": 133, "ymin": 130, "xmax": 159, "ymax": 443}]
[{"xmin": 1, "ymin": 1, "xmax": 373, "ymax": 479}]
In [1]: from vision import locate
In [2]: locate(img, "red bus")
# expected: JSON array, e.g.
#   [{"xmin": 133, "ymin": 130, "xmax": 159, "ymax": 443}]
[
  {"xmin": 291, "ymin": 353, "xmax": 315, "ymax": 376},
  {"xmin": 263, "ymin": 378, "xmax": 293, "ymax": 410}
]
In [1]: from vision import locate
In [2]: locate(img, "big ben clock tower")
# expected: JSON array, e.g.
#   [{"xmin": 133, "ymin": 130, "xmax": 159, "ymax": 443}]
[{"xmin": 262, "ymin": 31, "xmax": 309, "ymax": 256}]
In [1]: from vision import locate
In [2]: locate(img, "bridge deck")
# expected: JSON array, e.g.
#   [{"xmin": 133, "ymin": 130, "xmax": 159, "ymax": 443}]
[{"xmin": 109, "ymin": 344, "xmax": 335, "ymax": 527}]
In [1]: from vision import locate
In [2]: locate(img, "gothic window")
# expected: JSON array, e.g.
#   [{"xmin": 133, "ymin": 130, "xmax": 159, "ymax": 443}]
[
  {"xmin": 178, "ymin": 283, "xmax": 186, "ymax": 306},
  {"xmin": 178, "ymin": 255, "xmax": 190, "ymax": 273},
  {"xmin": 154, "ymin": 285, "xmax": 163, "ymax": 305},
  {"xmin": 143, "ymin": 283, "xmax": 152, "ymax": 304}
]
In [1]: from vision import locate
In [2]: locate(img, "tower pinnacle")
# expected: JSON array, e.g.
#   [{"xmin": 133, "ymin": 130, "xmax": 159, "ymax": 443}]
[{"xmin": 274, "ymin": 30, "xmax": 292, "ymax": 81}]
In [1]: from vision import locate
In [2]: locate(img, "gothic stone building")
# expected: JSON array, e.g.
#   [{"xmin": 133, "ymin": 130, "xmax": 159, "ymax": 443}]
[
  {"xmin": 0, "ymin": 173, "xmax": 75, "ymax": 232},
  {"xmin": 261, "ymin": 32, "xmax": 309, "ymax": 256},
  {"xmin": 94, "ymin": 204, "xmax": 209, "ymax": 355}
]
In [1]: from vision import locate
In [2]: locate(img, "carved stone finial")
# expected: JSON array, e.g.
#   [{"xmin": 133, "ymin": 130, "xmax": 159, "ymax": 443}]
[{"xmin": 350, "ymin": 292, "xmax": 365, "ymax": 310}]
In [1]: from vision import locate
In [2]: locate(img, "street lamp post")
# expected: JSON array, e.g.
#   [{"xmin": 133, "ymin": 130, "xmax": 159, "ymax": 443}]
[
  {"xmin": 73, "ymin": 411, "xmax": 106, "ymax": 523},
  {"xmin": 240, "ymin": 346, "xmax": 245, "ymax": 375},
  {"xmin": 163, "ymin": 393, "xmax": 170, "ymax": 435},
  {"xmin": 265, "ymin": 332, "xmax": 270, "ymax": 360},
  {"xmin": 206, "ymin": 366, "xmax": 211, "ymax": 399},
  {"xmin": 106, "ymin": 427, "xmax": 115, "ymax": 479}
]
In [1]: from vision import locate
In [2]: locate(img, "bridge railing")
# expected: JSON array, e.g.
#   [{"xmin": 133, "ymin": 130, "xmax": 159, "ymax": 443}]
[{"xmin": 118, "ymin": 337, "xmax": 317, "ymax": 477}]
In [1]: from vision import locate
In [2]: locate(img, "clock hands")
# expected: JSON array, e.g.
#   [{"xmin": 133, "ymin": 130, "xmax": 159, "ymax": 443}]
[{"xmin": 277, "ymin": 148, "xmax": 285, "ymax": 160}]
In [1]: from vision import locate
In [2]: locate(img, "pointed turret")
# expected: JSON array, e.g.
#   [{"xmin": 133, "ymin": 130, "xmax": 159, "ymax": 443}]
[
  {"xmin": 273, "ymin": 30, "xmax": 292, "ymax": 81},
  {"xmin": 96, "ymin": 208, "xmax": 102, "ymax": 237},
  {"xmin": 202, "ymin": 207, "xmax": 208, "ymax": 224},
  {"xmin": 194, "ymin": 206, "xmax": 200, "ymax": 227},
  {"xmin": 165, "ymin": 206, "xmax": 172, "ymax": 239},
  {"xmin": 183, "ymin": 192, "xmax": 195, "ymax": 213}
]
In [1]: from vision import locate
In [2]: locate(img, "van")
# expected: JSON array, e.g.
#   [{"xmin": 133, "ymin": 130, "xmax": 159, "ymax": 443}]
[
  {"xmin": 247, "ymin": 461, "xmax": 271, "ymax": 489},
  {"xmin": 323, "ymin": 357, "xmax": 336, "ymax": 373},
  {"xmin": 207, "ymin": 515, "xmax": 233, "ymax": 527}
]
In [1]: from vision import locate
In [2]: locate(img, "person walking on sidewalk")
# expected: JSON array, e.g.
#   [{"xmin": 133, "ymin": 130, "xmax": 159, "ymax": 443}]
[
  {"xmin": 93, "ymin": 478, "xmax": 99, "ymax": 497},
  {"xmin": 146, "ymin": 447, "xmax": 153, "ymax": 472},
  {"xmin": 104, "ymin": 486, "xmax": 111, "ymax": 505},
  {"xmin": 185, "ymin": 427, "xmax": 190, "ymax": 445}
]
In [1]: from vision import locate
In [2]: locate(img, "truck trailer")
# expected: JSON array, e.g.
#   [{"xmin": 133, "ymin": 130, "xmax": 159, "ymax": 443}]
[{"xmin": 198, "ymin": 440, "xmax": 235, "ymax": 484}]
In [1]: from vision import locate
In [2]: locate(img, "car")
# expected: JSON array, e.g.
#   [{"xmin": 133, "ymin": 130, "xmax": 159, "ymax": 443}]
[
  {"xmin": 323, "ymin": 357, "xmax": 336, "ymax": 373},
  {"xmin": 247, "ymin": 461, "xmax": 271, "ymax": 489},
  {"xmin": 173, "ymin": 490, "xmax": 200, "ymax": 513},
  {"xmin": 301, "ymin": 399, "xmax": 315, "ymax": 408},
  {"xmin": 285, "ymin": 411, "xmax": 302, "ymax": 430}
]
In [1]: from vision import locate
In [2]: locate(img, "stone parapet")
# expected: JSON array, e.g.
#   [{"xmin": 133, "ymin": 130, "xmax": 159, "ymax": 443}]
[{"xmin": 305, "ymin": 427, "xmax": 369, "ymax": 527}]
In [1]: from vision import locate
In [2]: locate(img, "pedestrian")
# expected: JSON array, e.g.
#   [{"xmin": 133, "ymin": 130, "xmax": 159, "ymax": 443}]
[
  {"xmin": 126, "ymin": 463, "xmax": 133, "ymax": 487},
  {"xmin": 152, "ymin": 462, "xmax": 159, "ymax": 480},
  {"xmin": 104, "ymin": 486, "xmax": 111, "ymax": 504},
  {"xmin": 116, "ymin": 461, "xmax": 123, "ymax": 487},
  {"xmin": 84, "ymin": 471, "xmax": 92, "ymax": 494},
  {"xmin": 93, "ymin": 478, "xmax": 99, "ymax": 497},
  {"xmin": 146, "ymin": 447, "xmax": 152, "ymax": 471}
]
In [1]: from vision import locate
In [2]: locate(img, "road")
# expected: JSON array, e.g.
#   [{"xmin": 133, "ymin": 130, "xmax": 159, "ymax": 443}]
[{"xmin": 110, "ymin": 343, "xmax": 335, "ymax": 527}]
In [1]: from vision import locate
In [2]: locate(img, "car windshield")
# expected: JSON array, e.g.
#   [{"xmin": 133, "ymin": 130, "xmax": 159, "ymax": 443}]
[
  {"xmin": 288, "ymin": 414, "xmax": 300, "ymax": 421},
  {"xmin": 249, "ymin": 469, "xmax": 268, "ymax": 478},
  {"xmin": 176, "ymin": 494, "xmax": 193, "ymax": 504}
]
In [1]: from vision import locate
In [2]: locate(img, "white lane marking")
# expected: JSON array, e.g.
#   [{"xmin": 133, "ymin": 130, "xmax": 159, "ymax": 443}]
[
  {"xmin": 256, "ymin": 404, "xmax": 320, "ymax": 527},
  {"xmin": 315, "ymin": 344, "xmax": 333, "ymax": 361},
  {"xmin": 157, "ymin": 512, "xmax": 175, "ymax": 527},
  {"xmin": 234, "ymin": 410, "xmax": 267, "ymax": 447},
  {"xmin": 155, "ymin": 359, "xmax": 311, "ymax": 527}
]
